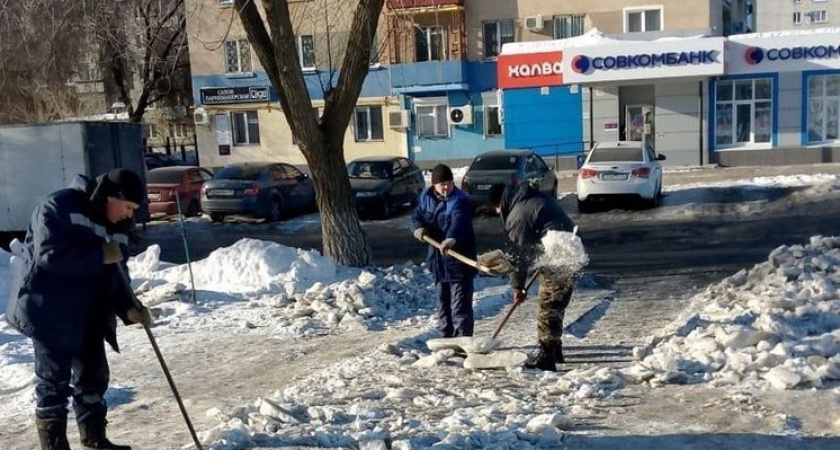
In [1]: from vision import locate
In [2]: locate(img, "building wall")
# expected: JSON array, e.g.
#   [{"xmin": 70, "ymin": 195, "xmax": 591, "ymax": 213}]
[
  {"xmin": 654, "ymin": 79, "xmax": 707, "ymax": 166},
  {"xmin": 756, "ymin": 0, "xmax": 840, "ymax": 31}
]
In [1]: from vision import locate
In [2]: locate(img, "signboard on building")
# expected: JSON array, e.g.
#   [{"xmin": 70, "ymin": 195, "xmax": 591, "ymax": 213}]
[
  {"xmin": 728, "ymin": 32, "xmax": 840, "ymax": 74},
  {"xmin": 562, "ymin": 37, "xmax": 726, "ymax": 84},
  {"xmin": 200, "ymin": 86, "xmax": 270, "ymax": 105},
  {"xmin": 497, "ymin": 52, "xmax": 564, "ymax": 89}
]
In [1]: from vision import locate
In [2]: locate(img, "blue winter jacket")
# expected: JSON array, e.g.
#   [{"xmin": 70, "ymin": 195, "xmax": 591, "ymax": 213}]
[
  {"xmin": 410, "ymin": 186, "xmax": 477, "ymax": 282},
  {"xmin": 5, "ymin": 175, "xmax": 137, "ymax": 353}
]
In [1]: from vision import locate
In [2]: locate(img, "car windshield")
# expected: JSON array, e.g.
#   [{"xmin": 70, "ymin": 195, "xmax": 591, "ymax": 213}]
[
  {"xmin": 588, "ymin": 147, "xmax": 644, "ymax": 163},
  {"xmin": 214, "ymin": 166, "xmax": 264, "ymax": 180},
  {"xmin": 146, "ymin": 170, "xmax": 183, "ymax": 184},
  {"xmin": 348, "ymin": 161, "xmax": 391, "ymax": 179},
  {"xmin": 469, "ymin": 155, "xmax": 519, "ymax": 171}
]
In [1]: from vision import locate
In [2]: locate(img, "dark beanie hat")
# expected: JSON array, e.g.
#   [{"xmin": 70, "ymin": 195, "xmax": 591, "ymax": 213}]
[
  {"xmin": 103, "ymin": 168, "xmax": 145, "ymax": 204},
  {"xmin": 431, "ymin": 164, "xmax": 454, "ymax": 184}
]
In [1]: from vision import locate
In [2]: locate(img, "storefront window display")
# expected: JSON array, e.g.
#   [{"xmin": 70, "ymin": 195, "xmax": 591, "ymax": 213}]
[
  {"xmin": 807, "ymin": 73, "xmax": 840, "ymax": 144},
  {"xmin": 715, "ymin": 78, "xmax": 772, "ymax": 147}
]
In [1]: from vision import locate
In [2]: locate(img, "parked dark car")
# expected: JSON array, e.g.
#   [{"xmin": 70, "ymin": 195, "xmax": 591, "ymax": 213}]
[
  {"xmin": 461, "ymin": 149, "xmax": 558, "ymax": 210},
  {"xmin": 347, "ymin": 156, "xmax": 425, "ymax": 218},
  {"xmin": 144, "ymin": 152, "xmax": 189, "ymax": 170},
  {"xmin": 146, "ymin": 166, "xmax": 214, "ymax": 218},
  {"xmin": 201, "ymin": 161, "xmax": 316, "ymax": 222}
]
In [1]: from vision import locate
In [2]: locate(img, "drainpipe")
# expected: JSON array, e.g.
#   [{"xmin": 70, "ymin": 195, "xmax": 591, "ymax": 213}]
[
  {"xmin": 698, "ymin": 81, "xmax": 704, "ymax": 166},
  {"xmin": 588, "ymin": 86, "xmax": 594, "ymax": 151}
]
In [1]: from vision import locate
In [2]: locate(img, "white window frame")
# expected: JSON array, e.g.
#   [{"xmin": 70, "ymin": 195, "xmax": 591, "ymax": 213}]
[
  {"xmin": 224, "ymin": 39, "xmax": 252, "ymax": 73},
  {"xmin": 231, "ymin": 110, "xmax": 261, "ymax": 146},
  {"xmin": 415, "ymin": 26, "xmax": 446, "ymax": 62},
  {"xmin": 623, "ymin": 6, "xmax": 664, "ymax": 33},
  {"xmin": 811, "ymin": 10, "xmax": 828, "ymax": 23},
  {"xmin": 354, "ymin": 106, "xmax": 384, "ymax": 142},
  {"xmin": 482, "ymin": 19, "xmax": 515, "ymax": 59},
  {"xmin": 298, "ymin": 35, "xmax": 315, "ymax": 70},
  {"xmin": 481, "ymin": 91, "xmax": 503, "ymax": 138},
  {"xmin": 553, "ymin": 14, "xmax": 585, "ymax": 39},
  {"xmin": 414, "ymin": 97, "xmax": 449, "ymax": 139},
  {"xmin": 806, "ymin": 74, "xmax": 840, "ymax": 144},
  {"xmin": 714, "ymin": 78, "xmax": 773, "ymax": 149},
  {"xmin": 219, "ymin": 0, "xmax": 233, "ymax": 4},
  {"xmin": 793, "ymin": 12, "xmax": 802, "ymax": 25}
]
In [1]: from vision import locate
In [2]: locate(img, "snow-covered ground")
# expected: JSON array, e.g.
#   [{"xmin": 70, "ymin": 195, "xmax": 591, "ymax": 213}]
[{"xmin": 1, "ymin": 170, "xmax": 840, "ymax": 449}]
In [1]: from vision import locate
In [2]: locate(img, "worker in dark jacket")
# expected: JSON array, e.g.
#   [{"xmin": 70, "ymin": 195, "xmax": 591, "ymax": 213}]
[
  {"xmin": 485, "ymin": 182, "xmax": 576, "ymax": 371},
  {"xmin": 411, "ymin": 164, "xmax": 477, "ymax": 337},
  {"xmin": 6, "ymin": 169, "xmax": 152, "ymax": 450}
]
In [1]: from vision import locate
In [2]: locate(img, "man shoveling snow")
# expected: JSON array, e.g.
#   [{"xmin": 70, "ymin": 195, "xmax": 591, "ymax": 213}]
[{"xmin": 481, "ymin": 183, "xmax": 588, "ymax": 371}]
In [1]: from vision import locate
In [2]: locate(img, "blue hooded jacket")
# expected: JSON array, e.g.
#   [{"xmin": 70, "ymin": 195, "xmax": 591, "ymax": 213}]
[
  {"xmin": 5, "ymin": 175, "xmax": 137, "ymax": 353},
  {"xmin": 410, "ymin": 186, "xmax": 477, "ymax": 282}
]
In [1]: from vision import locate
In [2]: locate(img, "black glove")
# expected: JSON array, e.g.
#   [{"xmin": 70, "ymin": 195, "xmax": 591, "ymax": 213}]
[
  {"xmin": 413, "ymin": 227, "xmax": 426, "ymax": 242},
  {"xmin": 103, "ymin": 242, "xmax": 123, "ymax": 265}
]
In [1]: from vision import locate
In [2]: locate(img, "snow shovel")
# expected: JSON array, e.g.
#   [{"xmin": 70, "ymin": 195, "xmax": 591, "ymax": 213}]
[
  {"xmin": 491, "ymin": 268, "xmax": 542, "ymax": 340},
  {"xmin": 114, "ymin": 263, "xmax": 204, "ymax": 450},
  {"xmin": 422, "ymin": 235, "xmax": 506, "ymax": 275}
]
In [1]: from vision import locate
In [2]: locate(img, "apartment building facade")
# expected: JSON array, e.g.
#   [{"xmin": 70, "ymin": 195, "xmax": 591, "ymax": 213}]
[
  {"xmin": 187, "ymin": 0, "xmax": 762, "ymax": 168},
  {"xmin": 757, "ymin": 0, "xmax": 840, "ymax": 31}
]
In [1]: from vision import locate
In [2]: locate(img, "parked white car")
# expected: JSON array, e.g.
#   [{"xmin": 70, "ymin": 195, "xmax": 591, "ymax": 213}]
[{"xmin": 576, "ymin": 141, "xmax": 665, "ymax": 213}]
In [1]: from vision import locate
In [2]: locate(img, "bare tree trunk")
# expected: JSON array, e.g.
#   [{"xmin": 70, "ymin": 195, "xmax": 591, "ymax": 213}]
[{"xmin": 235, "ymin": 0, "xmax": 383, "ymax": 267}]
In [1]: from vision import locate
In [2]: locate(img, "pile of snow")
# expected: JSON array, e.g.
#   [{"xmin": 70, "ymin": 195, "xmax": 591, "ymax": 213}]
[
  {"xmin": 624, "ymin": 236, "xmax": 840, "ymax": 390},
  {"xmin": 0, "ymin": 249, "xmax": 12, "ymax": 312},
  {"xmin": 128, "ymin": 239, "xmax": 443, "ymax": 336},
  {"xmin": 534, "ymin": 230, "xmax": 589, "ymax": 278}
]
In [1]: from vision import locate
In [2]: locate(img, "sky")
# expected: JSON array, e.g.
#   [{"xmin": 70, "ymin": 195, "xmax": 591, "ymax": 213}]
[{"xmin": 1, "ymin": 172, "xmax": 839, "ymax": 449}]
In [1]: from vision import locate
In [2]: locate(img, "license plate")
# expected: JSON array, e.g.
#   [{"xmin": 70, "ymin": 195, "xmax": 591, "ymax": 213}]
[
  {"xmin": 147, "ymin": 193, "xmax": 161, "ymax": 201},
  {"xmin": 477, "ymin": 184, "xmax": 492, "ymax": 191},
  {"xmin": 601, "ymin": 174, "xmax": 628, "ymax": 181},
  {"xmin": 213, "ymin": 189, "xmax": 235, "ymax": 196}
]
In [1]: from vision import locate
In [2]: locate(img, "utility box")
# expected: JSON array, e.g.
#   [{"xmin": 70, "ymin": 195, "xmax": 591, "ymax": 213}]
[{"xmin": 0, "ymin": 121, "xmax": 148, "ymax": 232}]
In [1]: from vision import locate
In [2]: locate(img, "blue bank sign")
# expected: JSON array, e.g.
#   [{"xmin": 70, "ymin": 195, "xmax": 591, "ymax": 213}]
[
  {"xmin": 729, "ymin": 34, "xmax": 840, "ymax": 74},
  {"xmin": 564, "ymin": 37, "xmax": 726, "ymax": 83}
]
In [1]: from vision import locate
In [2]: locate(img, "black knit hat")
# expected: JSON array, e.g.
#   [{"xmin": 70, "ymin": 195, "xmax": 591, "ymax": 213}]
[
  {"xmin": 431, "ymin": 164, "xmax": 454, "ymax": 185},
  {"xmin": 103, "ymin": 168, "xmax": 145, "ymax": 204}
]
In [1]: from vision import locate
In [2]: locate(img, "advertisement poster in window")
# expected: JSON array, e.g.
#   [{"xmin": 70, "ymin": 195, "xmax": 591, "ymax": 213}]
[{"xmin": 216, "ymin": 113, "xmax": 232, "ymax": 155}]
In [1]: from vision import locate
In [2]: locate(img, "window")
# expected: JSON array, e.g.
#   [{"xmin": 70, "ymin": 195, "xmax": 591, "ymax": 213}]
[
  {"xmin": 298, "ymin": 35, "xmax": 315, "ymax": 69},
  {"xmin": 807, "ymin": 74, "xmax": 840, "ymax": 144},
  {"xmin": 354, "ymin": 106, "xmax": 384, "ymax": 142},
  {"xmin": 625, "ymin": 8, "xmax": 662, "ymax": 32},
  {"xmin": 219, "ymin": 0, "xmax": 233, "ymax": 4},
  {"xmin": 231, "ymin": 111, "xmax": 260, "ymax": 145},
  {"xmin": 483, "ymin": 20, "xmax": 515, "ymax": 59},
  {"xmin": 810, "ymin": 10, "xmax": 828, "ymax": 23},
  {"xmin": 415, "ymin": 27, "xmax": 445, "ymax": 62},
  {"xmin": 485, "ymin": 106, "xmax": 503, "ymax": 137},
  {"xmin": 144, "ymin": 123, "xmax": 159, "ymax": 139},
  {"xmin": 225, "ymin": 39, "xmax": 252, "ymax": 72},
  {"xmin": 415, "ymin": 103, "xmax": 449, "ymax": 139},
  {"xmin": 169, "ymin": 123, "xmax": 188, "ymax": 139},
  {"xmin": 553, "ymin": 15, "xmax": 585, "ymax": 39},
  {"xmin": 793, "ymin": 12, "xmax": 802, "ymax": 25},
  {"xmin": 714, "ymin": 78, "xmax": 773, "ymax": 147}
]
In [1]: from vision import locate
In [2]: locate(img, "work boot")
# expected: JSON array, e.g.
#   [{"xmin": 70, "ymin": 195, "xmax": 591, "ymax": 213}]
[
  {"xmin": 36, "ymin": 416, "xmax": 71, "ymax": 450},
  {"xmin": 78, "ymin": 412, "xmax": 131, "ymax": 450},
  {"xmin": 525, "ymin": 342, "xmax": 557, "ymax": 372}
]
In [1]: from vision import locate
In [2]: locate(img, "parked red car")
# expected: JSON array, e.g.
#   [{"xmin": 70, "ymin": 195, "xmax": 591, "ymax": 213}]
[{"xmin": 146, "ymin": 166, "xmax": 214, "ymax": 218}]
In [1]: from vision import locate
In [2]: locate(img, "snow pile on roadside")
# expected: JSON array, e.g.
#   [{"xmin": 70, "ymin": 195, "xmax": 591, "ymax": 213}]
[
  {"xmin": 535, "ymin": 230, "xmax": 589, "ymax": 278},
  {"xmin": 0, "ymin": 250, "xmax": 12, "ymax": 312},
  {"xmin": 624, "ymin": 236, "xmax": 840, "ymax": 390},
  {"xmin": 128, "ymin": 239, "xmax": 442, "ymax": 336},
  {"xmin": 197, "ymin": 351, "xmax": 579, "ymax": 450}
]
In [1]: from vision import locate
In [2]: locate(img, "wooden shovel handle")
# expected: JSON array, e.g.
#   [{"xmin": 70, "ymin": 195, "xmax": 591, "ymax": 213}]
[{"xmin": 422, "ymin": 235, "xmax": 494, "ymax": 275}]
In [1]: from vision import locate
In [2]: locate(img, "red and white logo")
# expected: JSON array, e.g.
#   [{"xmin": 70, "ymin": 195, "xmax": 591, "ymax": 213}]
[{"xmin": 497, "ymin": 52, "xmax": 564, "ymax": 89}]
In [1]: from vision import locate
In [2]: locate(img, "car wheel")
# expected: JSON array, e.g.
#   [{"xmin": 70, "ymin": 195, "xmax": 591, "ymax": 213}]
[
  {"xmin": 210, "ymin": 213, "xmax": 226, "ymax": 223},
  {"xmin": 185, "ymin": 200, "xmax": 200, "ymax": 217},
  {"xmin": 577, "ymin": 199, "xmax": 592, "ymax": 214},
  {"xmin": 266, "ymin": 196, "xmax": 283, "ymax": 222}
]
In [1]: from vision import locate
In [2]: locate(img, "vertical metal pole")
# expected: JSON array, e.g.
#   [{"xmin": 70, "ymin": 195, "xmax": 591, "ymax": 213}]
[{"xmin": 173, "ymin": 193, "xmax": 197, "ymax": 303}]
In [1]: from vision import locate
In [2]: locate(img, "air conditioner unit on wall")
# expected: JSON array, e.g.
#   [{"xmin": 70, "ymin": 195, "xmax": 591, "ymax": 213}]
[
  {"xmin": 525, "ymin": 15, "xmax": 544, "ymax": 31},
  {"xmin": 388, "ymin": 109, "xmax": 409, "ymax": 129},
  {"xmin": 193, "ymin": 108, "xmax": 210, "ymax": 126},
  {"xmin": 448, "ymin": 105, "xmax": 473, "ymax": 126}
]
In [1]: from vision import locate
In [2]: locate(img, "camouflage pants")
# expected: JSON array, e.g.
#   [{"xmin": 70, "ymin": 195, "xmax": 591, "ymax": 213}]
[{"xmin": 536, "ymin": 271, "xmax": 575, "ymax": 348}]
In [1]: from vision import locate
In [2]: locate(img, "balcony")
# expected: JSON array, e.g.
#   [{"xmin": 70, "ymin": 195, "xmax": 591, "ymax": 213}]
[{"xmin": 387, "ymin": 0, "xmax": 464, "ymax": 10}]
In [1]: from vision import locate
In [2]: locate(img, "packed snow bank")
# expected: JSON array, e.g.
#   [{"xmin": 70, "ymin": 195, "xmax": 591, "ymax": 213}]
[
  {"xmin": 128, "ymin": 239, "xmax": 446, "ymax": 336},
  {"xmin": 624, "ymin": 236, "xmax": 840, "ymax": 390}
]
